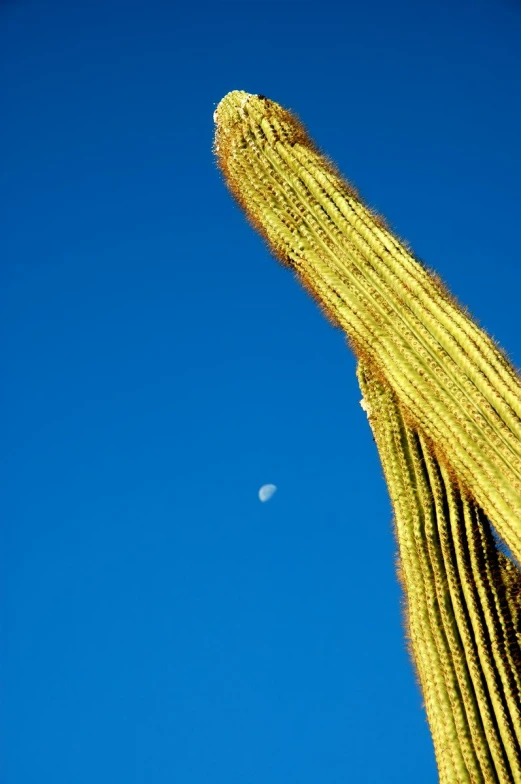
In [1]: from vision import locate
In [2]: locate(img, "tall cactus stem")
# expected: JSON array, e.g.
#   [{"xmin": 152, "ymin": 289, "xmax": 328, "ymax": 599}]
[
  {"xmin": 358, "ymin": 361, "xmax": 521, "ymax": 782},
  {"xmin": 213, "ymin": 90, "xmax": 521, "ymax": 782},
  {"xmin": 213, "ymin": 90, "xmax": 521, "ymax": 563}
]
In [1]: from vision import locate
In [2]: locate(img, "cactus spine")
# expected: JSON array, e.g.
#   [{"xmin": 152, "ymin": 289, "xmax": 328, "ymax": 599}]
[{"xmin": 214, "ymin": 91, "xmax": 521, "ymax": 781}]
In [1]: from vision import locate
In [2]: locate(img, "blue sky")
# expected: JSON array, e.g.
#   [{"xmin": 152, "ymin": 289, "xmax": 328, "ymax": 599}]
[{"xmin": 2, "ymin": 1, "xmax": 521, "ymax": 782}]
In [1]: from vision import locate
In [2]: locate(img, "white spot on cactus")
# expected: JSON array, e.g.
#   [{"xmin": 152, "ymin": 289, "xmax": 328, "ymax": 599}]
[{"xmin": 360, "ymin": 397, "xmax": 372, "ymax": 418}]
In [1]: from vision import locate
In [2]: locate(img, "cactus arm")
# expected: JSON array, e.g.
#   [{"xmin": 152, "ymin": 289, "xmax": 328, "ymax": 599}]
[
  {"xmin": 213, "ymin": 91, "xmax": 521, "ymax": 562},
  {"xmin": 359, "ymin": 365, "xmax": 475, "ymax": 784},
  {"xmin": 358, "ymin": 361, "xmax": 521, "ymax": 782}
]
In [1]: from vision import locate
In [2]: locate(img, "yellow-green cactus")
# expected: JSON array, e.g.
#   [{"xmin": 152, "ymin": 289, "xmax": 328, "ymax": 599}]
[
  {"xmin": 359, "ymin": 361, "xmax": 521, "ymax": 783},
  {"xmin": 214, "ymin": 91, "xmax": 521, "ymax": 782}
]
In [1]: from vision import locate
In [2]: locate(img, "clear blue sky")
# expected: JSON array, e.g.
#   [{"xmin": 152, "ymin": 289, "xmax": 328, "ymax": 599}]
[{"xmin": 2, "ymin": 1, "xmax": 521, "ymax": 781}]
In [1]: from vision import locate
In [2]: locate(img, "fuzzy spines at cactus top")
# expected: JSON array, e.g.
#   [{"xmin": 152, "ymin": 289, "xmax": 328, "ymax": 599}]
[
  {"xmin": 214, "ymin": 91, "xmax": 317, "ymax": 163},
  {"xmin": 213, "ymin": 91, "xmax": 365, "ymax": 261}
]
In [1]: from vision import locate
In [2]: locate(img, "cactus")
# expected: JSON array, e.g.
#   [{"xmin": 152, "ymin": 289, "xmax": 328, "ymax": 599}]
[
  {"xmin": 359, "ymin": 361, "xmax": 521, "ymax": 782},
  {"xmin": 213, "ymin": 91, "xmax": 521, "ymax": 782}
]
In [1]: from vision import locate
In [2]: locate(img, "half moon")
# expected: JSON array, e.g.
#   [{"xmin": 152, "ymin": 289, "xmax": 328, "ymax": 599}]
[{"xmin": 258, "ymin": 484, "xmax": 277, "ymax": 502}]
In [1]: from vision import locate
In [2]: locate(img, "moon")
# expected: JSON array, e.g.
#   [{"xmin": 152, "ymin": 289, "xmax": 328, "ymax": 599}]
[{"xmin": 258, "ymin": 484, "xmax": 277, "ymax": 502}]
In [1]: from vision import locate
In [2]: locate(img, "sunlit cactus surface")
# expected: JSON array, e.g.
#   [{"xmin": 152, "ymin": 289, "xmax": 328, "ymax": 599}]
[{"xmin": 214, "ymin": 90, "xmax": 521, "ymax": 783}]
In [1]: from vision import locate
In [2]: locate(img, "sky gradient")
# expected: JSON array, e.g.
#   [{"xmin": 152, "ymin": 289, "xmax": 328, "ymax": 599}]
[{"xmin": 2, "ymin": 1, "xmax": 521, "ymax": 782}]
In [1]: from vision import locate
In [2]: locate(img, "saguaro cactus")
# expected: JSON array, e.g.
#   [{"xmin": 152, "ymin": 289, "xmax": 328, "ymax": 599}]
[
  {"xmin": 359, "ymin": 361, "xmax": 521, "ymax": 783},
  {"xmin": 214, "ymin": 91, "xmax": 521, "ymax": 782}
]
